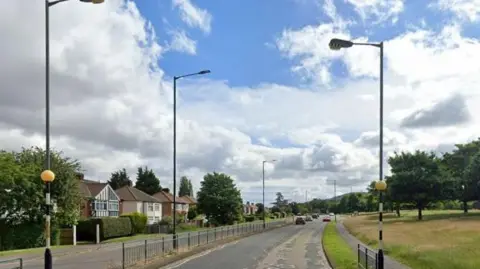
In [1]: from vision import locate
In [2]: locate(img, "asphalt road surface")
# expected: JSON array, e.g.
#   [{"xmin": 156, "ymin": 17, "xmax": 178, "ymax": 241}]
[{"xmin": 162, "ymin": 220, "xmax": 331, "ymax": 269}]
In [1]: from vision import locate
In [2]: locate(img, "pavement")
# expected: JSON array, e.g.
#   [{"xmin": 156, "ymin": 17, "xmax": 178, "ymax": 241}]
[
  {"xmin": 0, "ymin": 220, "xmax": 291, "ymax": 269},
  {"xmin": 161, "ymin": 220, "xmax": 331, "ymax": 269}
]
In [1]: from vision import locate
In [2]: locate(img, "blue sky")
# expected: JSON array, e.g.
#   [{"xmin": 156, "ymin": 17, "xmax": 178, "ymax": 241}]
[{"xmin": 134, "ymin": 0, "xmax": 474, "ymax": 89}]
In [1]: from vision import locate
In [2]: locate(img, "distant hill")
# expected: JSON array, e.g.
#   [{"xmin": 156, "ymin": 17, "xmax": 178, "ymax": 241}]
[{"xmin": 322, "ymin": 192, "xmax": 367, "ymax": 202}]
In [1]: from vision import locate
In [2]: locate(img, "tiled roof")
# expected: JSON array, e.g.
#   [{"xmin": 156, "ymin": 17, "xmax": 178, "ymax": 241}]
[
  {"xmin": 181, "ymin": 195, "xmax": 197, "ymax": 204},
  {"xmin": 78, "ymin": 179, "xmax": 107, "ymax": 198},
  {"xmin": 152, "ymin": 191, "xmax": 187, "ymax": 204},
  {"xmin": 115, "ymin": 186, "xmax": 160, "ymax": 203}
]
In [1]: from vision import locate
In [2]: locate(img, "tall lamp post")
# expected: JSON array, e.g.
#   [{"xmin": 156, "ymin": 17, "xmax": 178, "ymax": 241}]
[
  {"xmin": 328, "ymin": 38, "xmax": 385, "ymax": 269},
  {"xmin": 172, "ymin": 70, "xmax": 210, "ymax": 249},
  {"xmin": 44, "ymin": 1, "xmax": 104, "ymax": 269},
  {"xmin": 262, "ymin": 160, "xmax": 276, "ymax": 229}
]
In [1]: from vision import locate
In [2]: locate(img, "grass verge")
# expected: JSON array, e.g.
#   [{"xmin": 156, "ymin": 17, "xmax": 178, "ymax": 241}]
[
  {"xmin": 322, "ymin": 222, "xmax": 357, "ymax": 269},
  {"xmin": 344, "ymin": 210, "xmax": 480, "ymax": 269}
]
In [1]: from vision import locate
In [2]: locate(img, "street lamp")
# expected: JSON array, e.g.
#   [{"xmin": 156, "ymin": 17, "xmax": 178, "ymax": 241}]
[
  {"xmin": 172, "ymin": 70, "xmax": 211, "ymax": 249},
  {"xmin": 329, "ymin": 37, "xmax": 385, "ymax": 269},
  {"xmin": 40, "ymin": 170, "xmax": 55, "ymax": 269},
  {"xmin": 262, "ymin": 159, "xmax": 276, "ymax": 229},
  {"xmin": 44, "ymin": 1, "xmax": 103, "ymax": 268}
]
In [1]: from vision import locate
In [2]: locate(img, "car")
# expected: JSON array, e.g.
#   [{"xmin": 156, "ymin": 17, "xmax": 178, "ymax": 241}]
[
  {"xmin": 329, "ymin": 212, "xmax": 335, "ymax": 217},
  {"xmin": 295, "ymin": 217, "xmax": 306, "ymax": 225},
  {"xmin": 305, "ymin": 215, "xmax": 313, "ymax": 221},
  {"xmin": 323, "ymin": 216, "xmax": 331, "ymax": 222},
  {"xmin": 312, "ymin": 214, "xmax": 319, "ymax": 219}
]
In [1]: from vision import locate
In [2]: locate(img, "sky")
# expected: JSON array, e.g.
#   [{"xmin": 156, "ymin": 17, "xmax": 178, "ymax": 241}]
[{"xmin": 1, "ymin": 0, "xmax": 480, "ymax": 204}]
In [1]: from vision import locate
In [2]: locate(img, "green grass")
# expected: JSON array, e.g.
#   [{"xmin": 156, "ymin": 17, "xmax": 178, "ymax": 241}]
[
  {"xmin": 322, "ymin": 222, "xmax": 357, "ymax": 269},
  {"xmin": 344, "ymin": 210, "xmax": 480, "ymax": 269}
]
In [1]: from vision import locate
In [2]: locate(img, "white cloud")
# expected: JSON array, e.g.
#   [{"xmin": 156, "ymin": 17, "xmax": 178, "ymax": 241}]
[
  {"xmin": 172, "ymin": 0, "xmax": 212, "ymax": 34},
  {"xmin": 167, "ymin": 29, "xmax": 197, "ymax": 55},
  {"xmin": 434, "ymin": 0, "xmax": 480, "ymax": 22},
  {"xmin": 345, "ymin": 0, "xmax": 404, "ymax": 23},
  {"xmin": 3, "ymin": 0, "xmax": 480, "ymax": 204}
]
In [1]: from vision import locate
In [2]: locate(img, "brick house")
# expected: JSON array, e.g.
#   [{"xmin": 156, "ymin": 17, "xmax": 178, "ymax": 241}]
[
  {"xmin": 152, "ymin": 189, "xmax": 189, "ymax": 218},
  {"xmin": 115, "ymin": 186, "xmax": 163, "ymax": 224},
  {"xmin": 77, "ymin": 173, "xmax": 120, "ymax": 218}
]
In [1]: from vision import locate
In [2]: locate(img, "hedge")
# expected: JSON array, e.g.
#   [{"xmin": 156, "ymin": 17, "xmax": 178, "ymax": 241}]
[
  {"xmin": 0, "ymin": 220, "xmax": 60, "ymax": 251},
  {"xmin": 121, "ymin": 212, "xmax": 147, "ymax": 234},
  {"xmin": 77, "ymin": 217, "xmax": 132, "ymax": 241}
]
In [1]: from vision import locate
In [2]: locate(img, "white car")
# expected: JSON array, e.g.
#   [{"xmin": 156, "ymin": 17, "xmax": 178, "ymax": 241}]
[{"xmin": 329, "ymin": 213, "xmax": 335, "ymax": 217}]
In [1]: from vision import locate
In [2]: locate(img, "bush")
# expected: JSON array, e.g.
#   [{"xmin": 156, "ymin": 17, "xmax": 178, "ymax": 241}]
[
  {"xmin": 159, "ymin": 216, "xmax": 172, "ymax": 225},
  {"xmin": 77, "ymin": 217, "xmax": 132, "ymax": 241},
  {"xmin": 187, "ymin": 206, "xmax": 198, "ymax": 220},
  {"xmin": 121, "ymin": 212, "xmax": 147, "ymax": 234},
  {"xmin": 0, "ymin": 220, "xmax": 45, "ymax": 251},
  {"xmin": 100, "ymin": 217, "xmax": 132, "ymax": 240},
  {"xmin": 244, "ymin": 215, "xmax": 255, "ymax": 222}
]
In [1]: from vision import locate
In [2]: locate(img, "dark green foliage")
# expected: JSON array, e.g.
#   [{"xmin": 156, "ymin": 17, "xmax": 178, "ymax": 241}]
[
  {"xmin": 197, "ymin": 172, "xmax": 243, "ymax": 225},
  {"xmin": 244, "ymin": 215, "xmax": 255, "ymax": 222},
  {"xmin": 121, "ymin": 212, "xmax": 147, "ymax": 234},
  {"xmin": 77, "ymin": 217, "xmax": 132, "ymax": 241},
  {"xmin": 134, "ymin": 166, "xmax": 161, "ymax": 195},
  {"xmin": 108, "ymin": 168, "xmax": 132, "ymax": 190}
]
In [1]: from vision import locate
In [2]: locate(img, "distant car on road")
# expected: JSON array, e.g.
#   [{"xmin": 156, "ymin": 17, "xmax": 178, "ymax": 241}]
[
  {"xmin": 329, "ymin": 213, "xmax": 335, "ymax": 217},
  {"xmin": 305, "ymin": 215, "xmax": 313, "ymax": 221},
  {"xmin": 312, "ymin": 214, "xmax": 318, "ymax": 219},
  {"xmin": 323, "ymin": 216, "xmax": 331, "ymax": 222},
  {"xmin": 295, "ymin": 217, "xmax": 306, "ymax": 225}
]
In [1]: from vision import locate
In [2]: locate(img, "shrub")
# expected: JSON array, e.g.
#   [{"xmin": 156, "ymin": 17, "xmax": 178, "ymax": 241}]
[
  {"xmin": 159, "ymin": 215, "xmax": 172, "ymax": 225},
  {"xmin": 100, "ymin": 217, "xmax": 132, "ymax": 240},
  {"xmin": 121, "ymin": 212, "xmax": 147, "ymax": 234},
  {"xmin": 187, "ymin": 206, "xmax": 198, "ymax": 220},
  {"xmin": 244, "ymin": 215, "xmax": 255, "ymax": 222},
  {"xmin": 0, "ymin": 220, "xmax": 45, "ymax": 251},
  {"xmin": 76, "ymin": 218, "xmax": 100, "ymax": 241}
]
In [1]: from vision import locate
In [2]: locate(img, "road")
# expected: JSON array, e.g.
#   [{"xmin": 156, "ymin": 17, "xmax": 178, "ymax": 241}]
[
  {"xmin": 162, "ymin": 220, "xmax": 331, "ymax": 269},
  {"xmin": 0, "ymin": 219, "xmax": 329, "ymax": 269}
]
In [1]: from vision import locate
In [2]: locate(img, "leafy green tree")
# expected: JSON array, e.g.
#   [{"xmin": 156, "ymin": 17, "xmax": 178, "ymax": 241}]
[
  {"xmin": 463, "ymin": 151, "xmax": 480, "ymax": 203},
  {"xmin": 347, "ymin": 193, "xmax": 360, "ymax": 212},
  {"xmin": 179, "ymin": 176, "xmax": 193, "ymax": 197},
  {"xmin": 387, "ymin": 150, "xmax": 443, "ymax": 220},
  {"xmin": 0, "ymin": 147, "xmax": 82, "ymax": 226},
  {"xmin": 255, "ymin": 203, "xmax": 264, "ymax": 215},
  {"xmin": 273, "ymin": 192, "xmax": 288, "ymax": 211},
  {"xmin": 108, "ymin": 168, "xmax": 132, "ymax": 190},
  {"xmin": 187, "ymin": 205, "xmax": 198, "ymax": 220},
  {"xmin": 196, "ymin": 172, "xmax": 243, "ymax": 225},
  {"xmin": 134, "ymin": 166, "xmax": 161, "ymax": 195}
]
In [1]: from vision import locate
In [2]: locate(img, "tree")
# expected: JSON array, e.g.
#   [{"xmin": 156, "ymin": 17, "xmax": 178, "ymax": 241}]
[
  {"xmin": 0, "ymin": 147, "xmax": 82, "ymax": 226},
  {"xmin": 255, "ymin": 203, "xmax": 264, "ymax": 215},
  {"xmin": 179, "ymin": 176, "xmax": 193, "ymax": 197},
  {"xmin": 387, "ymin": 150, "xmax": 443, "ymax": 220},
  {"xmin": 196, "ymin": 172, "xmax": 243, "ymax": 225},
  {"xmin": 463, "ymin": 151, "xmax": 480, "ymax": 203},
  {"xmin": 273, "ymin": 192, "xmax": 288, "ymax": 211},
  {"xmin": 108, "ymin": 168, "xmax": 132, "ymax": 190},
  {"xmin": 134, "ymin": 166, "xmax": 161, "ymax": 195}
]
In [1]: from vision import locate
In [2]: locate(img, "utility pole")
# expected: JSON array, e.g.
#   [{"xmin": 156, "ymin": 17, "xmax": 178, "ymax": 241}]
[
  {"xmin": 327, "ymin": 179, "xmax": 337, "ymax": 222},
  {"xmin": 305, "ymin": 190, "xmax": 307, "ymax": 203}
]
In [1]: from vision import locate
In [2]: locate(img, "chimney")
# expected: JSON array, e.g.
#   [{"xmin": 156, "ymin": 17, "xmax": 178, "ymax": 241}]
[
  {"xmin": 162, "ymin": 188, "xmax": 170, "ymax": 193},
  {"xmin": 76, "ymin": 173, "xmax": 84, "ymax": 181}
]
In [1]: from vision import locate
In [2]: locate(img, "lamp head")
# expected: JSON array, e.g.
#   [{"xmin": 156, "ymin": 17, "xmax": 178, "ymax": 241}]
[
  {"xmin": 41, "ymin": 170, "xmax": 56, "ymax": 183},
  {"xmin": 329, "ymin": 38, "xmax": 354, "ymax": 51},
  {"xmin": 198, "ymin": 70, "xmax": 211, "ymax": 75}
]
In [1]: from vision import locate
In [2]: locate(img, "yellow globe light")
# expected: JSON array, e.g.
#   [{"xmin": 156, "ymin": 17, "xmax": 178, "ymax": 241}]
[
  {"xmin": 375, "ymin": 180, "xmax": 387, "ymax": 191},
  {"xmin": 40, "ymin": 170, "xmax": 55, "ymax": 183},
  {"xmin": 92, "ymin": 0, "xmax": 105, "ymax": 4}
]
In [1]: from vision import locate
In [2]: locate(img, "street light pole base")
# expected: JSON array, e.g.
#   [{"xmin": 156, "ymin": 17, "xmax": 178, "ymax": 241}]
[
  {"xmin": 44, "ymin": 247, "xmax": 52, "ymax": 269},
  {"xmin": 172, "ymin": 234, "xmax": 178, "ymax": 250},
  {"xmin": 377, "ymin": 249, "xmax": 384, "ymax": 269}
]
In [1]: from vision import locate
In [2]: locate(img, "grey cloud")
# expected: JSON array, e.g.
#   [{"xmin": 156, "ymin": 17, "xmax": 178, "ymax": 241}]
[{"xmin": 400, "ymin": 94, "xmax": 471, "ymax": 128}]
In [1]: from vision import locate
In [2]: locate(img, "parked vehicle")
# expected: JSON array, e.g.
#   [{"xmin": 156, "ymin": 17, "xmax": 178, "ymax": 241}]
[
  {"xmin": 312, "ymin": 214, "xmax": 319, "ymax": 219},
  {"xmin": 295, "ymin": 217, "xmax": 306, "ymax": 225},
  {"xmin": 305, "ymin": 215, "xmax": 313, "ymax": 221},
  {"xmin": 323, "ymin": 216, "xmax": 331, "ymax": 222}
]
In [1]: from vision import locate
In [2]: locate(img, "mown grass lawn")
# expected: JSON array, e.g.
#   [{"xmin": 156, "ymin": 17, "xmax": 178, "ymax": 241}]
[
  {"xmin": 322, "ymin": 222, "xmax": 357, "ymax": 269},
  {"xmin": 344, "ymin": 210, "xmax": 480, "ymax": 269}
]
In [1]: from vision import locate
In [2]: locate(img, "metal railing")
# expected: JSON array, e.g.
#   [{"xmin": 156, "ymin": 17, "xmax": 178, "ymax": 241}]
[
  {"xmin": 357, "ymin": 243, "xmax": 377, "ymax": 269},
  {"xmin": 119, "ymin": 219, "xmax": 292, "ymax": 268},
  {"xmin": 0, "ymin": 258, "xmax": 23, "ymax": 269}
]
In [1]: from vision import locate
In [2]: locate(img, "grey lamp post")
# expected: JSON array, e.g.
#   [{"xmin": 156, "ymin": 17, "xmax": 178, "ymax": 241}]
[
  {"xmin": 262, "ymin": 159, "xmax": 276, "ymax": 229},
  {"xmin": 328, "ymin": 38, "xmax": 385, "ymax": 269},
  {"xmin": 44, "ymin": 1, "xmax": 104, "ymax": 269},
  {"xmin": 172, "ymin": 70, "xmax": 210, "ymax": 249}
]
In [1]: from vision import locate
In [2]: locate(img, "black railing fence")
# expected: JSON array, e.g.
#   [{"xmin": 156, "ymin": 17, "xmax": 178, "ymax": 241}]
[
  {"xmin": 358, "ymin": 243, "xmax": 378, "ymax": 269},
  {"xmin": 117, "ymin": 219, "xmax": 292, "ymax": 268},
  {"xmin": 0, "ymin": 258, "xmax": 23, "ymax": 269}
]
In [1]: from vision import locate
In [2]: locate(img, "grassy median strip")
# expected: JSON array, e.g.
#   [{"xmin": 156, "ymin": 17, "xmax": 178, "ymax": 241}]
[{"xmin": 322, "ymin": 222, "xmax": 357, "ymax": 269}]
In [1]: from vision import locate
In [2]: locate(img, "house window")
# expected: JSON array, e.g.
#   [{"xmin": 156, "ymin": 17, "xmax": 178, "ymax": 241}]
[
  {"xmin": 154, "ymin": 204, "xmax": 160, "ymax": 211},
  {"xmin": 108, "ymin": 201, "xmax": 119, "ymax": 211},
  {"xmin": 154, "ymin": 216, "xmax": 160, "ymax": 223},
  {"xmin": 148, "ymin": 216, "xmax": 154, "ymax": 223},
  {"xmin": 95, "ymin": 201, "xmax": 107, "ymax": 210},
  {"xmin": 148, "ymin": 203, "xmax": 154, "ymax": 211},
  {"xmin": 109, "ymin": 211, "xmax": 119, "ymax": 217}
]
